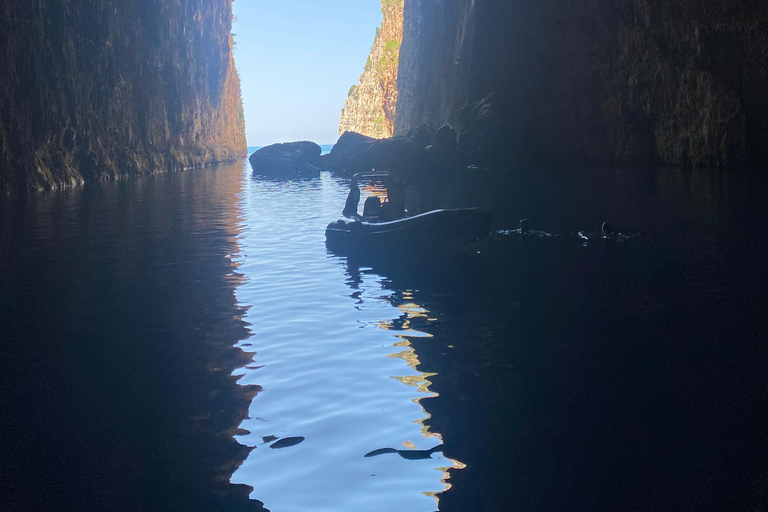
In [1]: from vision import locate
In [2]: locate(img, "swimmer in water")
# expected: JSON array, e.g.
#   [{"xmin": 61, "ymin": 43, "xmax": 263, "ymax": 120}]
[
  {"xmin": 578, "ymin": 221, "xmax": 620, "ymax": 243},
  {"xmin": 513, "ymin": 219, "xmax": 558, "ymax": 238}
]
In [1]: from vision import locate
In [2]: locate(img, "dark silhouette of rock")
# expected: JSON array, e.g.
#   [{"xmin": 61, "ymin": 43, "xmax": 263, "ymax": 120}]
[
  {"xmin": 249, "ymin": 141, "xmax": 321, "ymax": 178},
  {"xmin": 322, "ymin": 131, "xmax": 376, "ymax": 173},
  {"xmin": 0, "ymin": 0, "xmax": 247, "ymax": 193},
  {"xmin": 405, "ymin": 124, "xmax": 435, "ymax": 148},
  {"xmin": 322, "ymin": 132, "xmax": 429, "ymax": 182},
  {"xmin": 349, "ymin": 137, "xmax": 428, "ymax": 182},
  {"xmin": 455, "ymin": 94, "xmax": 510, "ymax": 167},
  {"xmin": 395, "ymin": 0, "xmax": 768, "ymax": 169},
  {"xmin": 431, "ymin": 124, "xmax": 457, "ymax": 154}
]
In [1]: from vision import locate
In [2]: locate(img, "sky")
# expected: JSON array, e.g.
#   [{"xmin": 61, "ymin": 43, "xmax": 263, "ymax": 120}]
[{"xmin": 232, "ymin": 0, "xmax": 382, "ymax": 147}]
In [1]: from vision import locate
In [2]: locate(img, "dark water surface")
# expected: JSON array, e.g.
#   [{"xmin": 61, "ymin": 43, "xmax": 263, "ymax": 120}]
[{"xmin": 2, "ymin": 158, "xmax": 768, "ymax": 512}]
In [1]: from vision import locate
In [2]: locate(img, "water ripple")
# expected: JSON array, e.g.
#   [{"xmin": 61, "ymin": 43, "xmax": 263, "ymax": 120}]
[{"xmin": 230, "ymin": 169, "xmax": 455, "ymax": 511}]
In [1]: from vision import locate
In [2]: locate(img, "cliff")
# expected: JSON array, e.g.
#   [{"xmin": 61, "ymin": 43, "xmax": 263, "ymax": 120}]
[
  {"xmin": 395, "ymin": 0, "xmax": 768, "ymax": 169},
  {"xmin": 338, "ymin": 0, "xmax": 403, "ymax": 139},
  {"xmin": 0, "ymin": 0, "xmax": 247, "ymax": 193}
]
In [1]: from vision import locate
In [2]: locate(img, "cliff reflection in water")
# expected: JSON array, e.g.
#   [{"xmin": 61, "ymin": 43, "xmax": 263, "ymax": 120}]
[
  {"xmin": 229, "ymin": 171, "xmax": 463, "ymax": 511},
  {"xmin": 352, "ymin": 165, "xmax": 768, "ymax": 512},
  {"xmin": 3, "ymin": 158, "xmax": 767, "ymax": 511},
  {"xmin": 372, "ymin": 288, "xmax": 468, "ymax": 505},
  {"xmin": 0, "ymin": 162, "xmax": 264, "ymax": 511}
]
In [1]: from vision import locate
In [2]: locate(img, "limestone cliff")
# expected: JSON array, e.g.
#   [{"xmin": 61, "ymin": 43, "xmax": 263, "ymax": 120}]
[
  {"xmin": 338, "ymin": 0, "xmax": 403, "ymax": 139},
  {"xmin": 0, "ymin": 0, "xmax": 247, "ymax": 193},
  {"xmin": 395, "ymin": 0, "xmax": 768, "ymax": 169}
]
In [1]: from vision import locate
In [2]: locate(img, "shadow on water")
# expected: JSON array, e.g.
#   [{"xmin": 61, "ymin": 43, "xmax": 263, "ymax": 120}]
[
  {"xmin": 340, "ymin": 163, "xmax": 768, "ymax": 511},
  {"xmin": 3, "ymin": 158, "xmax": 768, "ymax": 512},
  {"xmin": 0, "ymin": 163, "xmax": 265, "ymax": 511}
]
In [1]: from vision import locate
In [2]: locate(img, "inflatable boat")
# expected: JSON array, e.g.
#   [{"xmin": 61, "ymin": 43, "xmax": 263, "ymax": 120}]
[{"xmin": 325, "ymin": 207, "xmax": 493, "ymax": 255}]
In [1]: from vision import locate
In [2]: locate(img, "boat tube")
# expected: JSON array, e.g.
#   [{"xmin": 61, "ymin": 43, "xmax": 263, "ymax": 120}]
[{"xmin": 325, "ymin": 207, "xmax": 493, "ymax": 255}]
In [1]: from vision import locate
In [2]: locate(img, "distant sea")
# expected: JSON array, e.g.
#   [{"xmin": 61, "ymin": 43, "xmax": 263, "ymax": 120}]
[{"xmin": 247, "ymin": 144, "xmax": 334, "ymax": 156}]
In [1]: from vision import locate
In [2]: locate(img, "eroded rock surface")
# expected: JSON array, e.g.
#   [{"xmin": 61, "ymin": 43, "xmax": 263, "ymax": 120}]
[
  {"xmin": 0, "ymin": 0, "xmax": 247, "ymax": 193},
  {"xmin": 395, "ymin": 0, "xmax": 768, "ymax": 169},
  {"xmin": 321, "ymin": 131, "xmax": 376, "ymax": 174},
  {"xmin": 338, "ymin": 0, "xmax": 404, "ymax": 139}
]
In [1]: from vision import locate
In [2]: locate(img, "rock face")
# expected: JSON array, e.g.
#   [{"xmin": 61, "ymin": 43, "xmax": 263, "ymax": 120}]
[
  {"xmin": 0, "ymin": 0, "xmax": 247, "ymax": 193},
  {"xmin": 249, "ymin": 141, "xmax": 321, "ymax": 178},
  {"xmin": 395, "ymin": 0, "xmax": 768, "ymax": 169},
  {"xmin": 321, "ymin": 131, "xmax": 376, "ymax": 174},
  {"xmin": 348, "ymin": 137, "xmax": 427, "ymax": 181},
  {"xmin": 338, "ymin": 0, "xmax": 404, "ymax": 139}
]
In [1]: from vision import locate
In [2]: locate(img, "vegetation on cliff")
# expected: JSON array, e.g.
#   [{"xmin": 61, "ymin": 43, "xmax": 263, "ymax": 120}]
[
  {"xmin": 338, "ymin": 0, "xmax": 403, "ymax": 139},
  {"xmin": 0, "ymin": 0, "xmax": 247, "ymax": 193}
]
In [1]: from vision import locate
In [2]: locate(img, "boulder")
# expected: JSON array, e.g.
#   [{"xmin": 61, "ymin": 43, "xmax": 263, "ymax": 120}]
[
  {"xmin": 404, "ymin": 124, "xmax": 435, "ymax": 147},
  {"xmin": 431, "ymin": 124, "xmax": 457, "ymax": 154},
  {"xmin": 457, "ymin": 94, "xmax": 511, "ymax": 167},
  {"xmin": 349, "ymin": 137, "xmax": 428, "ymax": 182},
  {"xmin": 323, "ymin": 132, "xmax": 429, "ymax": 183},
  {"xmin": 422, "ymin": 123, "xmax": 460, "ymax": 182},
  {"xmin": 323, "ymin": 131, "xmax": 376, "ymax": 173},
  {"xmin": 249, "ymin": 141, "xmax": 321, "ymax": 178}
]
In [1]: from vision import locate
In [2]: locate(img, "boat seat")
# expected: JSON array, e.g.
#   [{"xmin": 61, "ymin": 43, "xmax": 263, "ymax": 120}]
[{"xmin": 362, "ymin": 196, "xmax": 381, "ymax": 222}]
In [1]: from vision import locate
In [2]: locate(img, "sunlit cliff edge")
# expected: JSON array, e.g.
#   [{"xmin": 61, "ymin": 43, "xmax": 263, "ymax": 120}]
[
  {"xmin": 338, "ymin": 0, "xmax": 403, "ymax": 139},
  {"xmin": 395, "ymin": 0, "xmax": 768, "ymax": 169},
  {"xmin": 0, "ymin": 0, "xmax": 247, "ymax": 193}
]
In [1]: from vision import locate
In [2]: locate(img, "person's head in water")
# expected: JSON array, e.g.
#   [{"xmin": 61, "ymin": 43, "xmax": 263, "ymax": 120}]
[
  {"xmin": 601, "ymin": 221, "xmax": 615, "ymax": 236},
  {"xmin": 519, "ymin": 219, "xmax": 531, "ymax": 233}
]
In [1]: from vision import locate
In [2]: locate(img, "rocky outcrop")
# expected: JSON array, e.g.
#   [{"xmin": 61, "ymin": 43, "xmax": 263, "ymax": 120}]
[
  {"xmin": 347, "ymin": 137, "xmax": 428, "ymax": 181},
  {"xmin": 249, "ymin": 141, "xmax": 321, "ymax": 178},
  {"xmin": 320, "ymin": 131, "xmax": 376, "ymax": 174},
  {"xmin": 338, "ymin": 0, "xmax": 403, "ymax": 139},
  {"xmin": 395, "ymin": 0, "xmax": 768, "ymax": 169},
  {"xmin": 0, "ymin": 0, "xmax": 247, "ymax": 193}
]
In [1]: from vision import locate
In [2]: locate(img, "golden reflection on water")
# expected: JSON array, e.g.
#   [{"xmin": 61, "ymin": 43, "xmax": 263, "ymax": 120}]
[{"xmin": 375, "ymin": 292, "xmax": 467, "ymax": 508}]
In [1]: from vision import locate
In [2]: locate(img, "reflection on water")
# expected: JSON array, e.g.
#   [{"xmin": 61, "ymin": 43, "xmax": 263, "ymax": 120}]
[
  {"xmin": 229, "ymin": 170, "xmax": 455, "ymax": 512},
  {"xmin": 2, "ymin": 156, "xmax": 768, "ymax": 512},
  {"xmin": 0, "ymin": 164, "xmax": 264, "ymax": 511},
  {"xmin": 369, "ymin": 165, "xmax": 768, "ymax": 512}
]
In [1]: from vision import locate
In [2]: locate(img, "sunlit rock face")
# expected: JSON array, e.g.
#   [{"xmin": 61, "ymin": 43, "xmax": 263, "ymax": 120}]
[
  {"xmin": 395, "ymin": 0, "xmax": 768, "ymax": 169},
  {"xmin": 338, "ymin": 0, "xmax": 404, "ymax": 139},
  {"xmin": 0, "ymin": 0, "xmax": 246, "ymax": 193}
]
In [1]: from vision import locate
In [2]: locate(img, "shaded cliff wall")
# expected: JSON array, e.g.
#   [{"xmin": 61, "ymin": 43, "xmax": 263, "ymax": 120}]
[
  {"xmin": 338, "ymin": 0, "xmax": 403, "ymax": 139},
  {"xmin": 0, "ymin": 0, "xmax": 247, "ymax": 193},
  {"xmin": 395, "ymin": 0, "xmax": 768, "ymax": 168}
]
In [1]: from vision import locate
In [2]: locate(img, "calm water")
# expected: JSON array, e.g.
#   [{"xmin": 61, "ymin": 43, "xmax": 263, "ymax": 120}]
[{"xmin": 2, "ymin": 155, "xmax": 768, "ymax": 512}]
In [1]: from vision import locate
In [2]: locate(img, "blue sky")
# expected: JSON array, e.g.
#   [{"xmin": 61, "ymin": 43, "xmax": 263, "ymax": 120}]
[{"xmin": 232, "ymin": 1, "xmax": 381, "ymax": 146}]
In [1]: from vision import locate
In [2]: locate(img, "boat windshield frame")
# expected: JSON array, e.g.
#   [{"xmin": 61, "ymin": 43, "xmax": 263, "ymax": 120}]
[{"xmin": 352, "ymin": 172, "xmax": 393, "ymax": 222}]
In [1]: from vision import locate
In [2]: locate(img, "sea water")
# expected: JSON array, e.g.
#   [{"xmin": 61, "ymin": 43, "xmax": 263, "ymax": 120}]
[{"xmin": 2, "ymin": 155, "xmax": 767, "ymax": 511}]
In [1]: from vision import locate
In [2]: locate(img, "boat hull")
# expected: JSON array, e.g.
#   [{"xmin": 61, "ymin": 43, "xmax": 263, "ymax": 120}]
[{"xmin": 325, "ymin": 208, "xmax": 493, "ymax": 255}]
